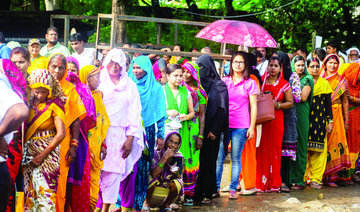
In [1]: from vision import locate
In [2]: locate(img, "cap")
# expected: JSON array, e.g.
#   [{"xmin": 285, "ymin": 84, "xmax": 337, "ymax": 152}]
[{"xmin": 28, "ymin": 38, "xmax": 40, "ymax": 46}]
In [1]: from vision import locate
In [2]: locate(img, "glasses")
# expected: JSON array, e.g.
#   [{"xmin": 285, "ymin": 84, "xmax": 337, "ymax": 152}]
[
  {"xmin": 309, "ymin": 65, "xmax": 320, "ymax": 69},
  {"xmin": 233, "ymin": 61, "xmax": 245, "ymax": 65}
]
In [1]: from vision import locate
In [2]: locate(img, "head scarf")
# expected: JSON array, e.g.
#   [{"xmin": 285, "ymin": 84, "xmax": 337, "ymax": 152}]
[
  {"xmin": 320, "ymin": 54, "xmax": 340, "ymax": 80},
  {"xmin": 99, "ymin": 48, "xmax": 142, "ymax": 127},
  {"xmin": 28, "ymin": 68, "xmax": 63, "ymax": 99},
  {"xmin": 196, "ymin": 55, "xmax": 229, "ymax": 149},
  {"xmin": 66, "ymin": 56, "xmax": 80, "ymax": 71},
  {"xmin": 128, "ymin": 55, "xmax": 166, "ymax": 127},
  {"xmin": 346, "ymin": 47, "xmax": 360, "ymax": 56},
  {"xmin": 261, "ymin": 57, "xmax": 285, "ymax": 91},
  {"xmin": 79, "ymin": 65, "xmax": 99, "ymax": 84},
  {"xmin": 163, "ymin": 131, "xmax": 183, "ymax": 157},
  {"xmin": 291, "ymin": 55, "xmax": 314, "ymax": 103},
  {"xmin": 182, "ymin": 61, "xmax": 207, "ymax": 100},
  {"xmin": 0, "ymin": 59, "xmax": 27, "ymax": 101}
]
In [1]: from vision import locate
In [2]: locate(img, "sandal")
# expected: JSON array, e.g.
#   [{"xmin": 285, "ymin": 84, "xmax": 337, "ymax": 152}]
[
  {"xmin": 170, "ymin": 203, "xmax": 179, "ymax": 210},
  {"xmin": 239, "ymin": 189, "xmax": 257, "ymax": 196},
  {"xmin": 326, "ymin": 182, "xmax": 338, "ymax": 187},
  {"xmin": 183, "ymin": 197, "xmax": 194, "ymax": 206},
  {"xmin": 290, "ymin": 184, "xmax": 304, "ymax": 190},
  {"xmin": 309, "ymin": 181, "xmax": 322, "ymax": 189},
  {"xmin": 164, "ymin": 207, "xmax": 172, "ymax": 212},
  {"xmin": 212, "ymin": 190, "xmax": 220, "ymax": 198},
  {"xmin": 280, "ymin": 184, "xmax": 290, "ymax": 193},
  {"xmin": 141, "ymin": 207, "xmax": 150, "ymax": 212},
  {"xmin": 201, "ymin": 197, "xmax": 212, "ymax": 204},
  {"xmin": 228, "ymin": 190, "xmax": 238, "ymax": 200}
]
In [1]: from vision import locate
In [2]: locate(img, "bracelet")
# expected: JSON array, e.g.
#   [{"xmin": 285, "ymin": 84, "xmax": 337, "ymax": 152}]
[
  {"xmin": 328, "ymin": 119, "xmax": 333, "ymax": 123},
  {"xmin": 70, "ymin": 139, "xmax": 79, "ymax": 147},
  {"xmin": 158, "ymin": 162, "xmax": 164, "ymax": 168},
  {"xmin": 186, "ymin": 115, "xmax": 189, "ymax": 120},
  {"xmin": 198, "ymin": 135, "xmax": 204, "ymax": 139},
  {"xmin": 276, "ymin": 102, "xmax": 281, "ymax": 110},
  {"xmin": 102, "ymin": 143, "xmax": 107, "ymax": 149},
  {"xmin": 200, "ymin": 124, "xmax": 205, "ymax": 127}
]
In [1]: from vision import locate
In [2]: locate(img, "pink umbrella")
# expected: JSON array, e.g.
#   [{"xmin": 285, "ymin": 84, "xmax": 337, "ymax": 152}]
[{"xmin": 196, "ymin": 20, "xmax": 277, "ymax": 48}]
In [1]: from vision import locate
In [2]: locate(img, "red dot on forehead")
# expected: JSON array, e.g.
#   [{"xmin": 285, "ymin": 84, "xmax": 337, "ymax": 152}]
[{"xmin": 56, "ymin": 56, "xmax": 62, "ymax": 66}]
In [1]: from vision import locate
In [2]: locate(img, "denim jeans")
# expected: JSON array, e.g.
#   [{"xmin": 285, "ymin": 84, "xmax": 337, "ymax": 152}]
[{"xmin": 216, "ymin": 128, "xmax": 248, "ymax": 191}]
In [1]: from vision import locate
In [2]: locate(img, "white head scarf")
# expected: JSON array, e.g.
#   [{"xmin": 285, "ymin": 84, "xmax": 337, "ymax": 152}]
[{"xmin": 346, "ymin": 47, "xmax": 360, "ymax": 56}]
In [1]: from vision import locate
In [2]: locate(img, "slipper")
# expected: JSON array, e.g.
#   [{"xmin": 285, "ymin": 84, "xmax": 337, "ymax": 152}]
[
  {"xmin": 164, "ymin": 207, "xmax": 173, "ymax": 212},
  {"xmin": 212, "ymin": 190, "xmax": 220, "ymax": 198},
  {"xmin": 170, "ymin": 203, "xmax": 179, "ymax": 210},
  {"xmin": 309, "ymin": 181, "xmax": 322, "ymax": 189},
  {"xmin": 280, "ymin": 184, "xmax": 290, "ymax": 193},
  {"xmin": 201, "ymin": 197, "xmax": 212, "ymax": 204},
  {"xmin": 141, "ymin": 207, "xmax": 150, "ymax": 212},
  {"xmin": 239, "ymin": 189, "xmax": 257, "ymax": 196},
  {"xmin": 291, "ymin": 184, "xmax": 304, "ymax": 190},
  {"xmin": 326, "ymin": 182, "xmax": 338, "ymax": 187}
]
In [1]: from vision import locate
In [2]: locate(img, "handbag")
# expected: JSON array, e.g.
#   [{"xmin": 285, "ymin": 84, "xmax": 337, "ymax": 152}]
[{"xmin": 256, "ymin": 92, "xmax": 275, "ymax": 125}]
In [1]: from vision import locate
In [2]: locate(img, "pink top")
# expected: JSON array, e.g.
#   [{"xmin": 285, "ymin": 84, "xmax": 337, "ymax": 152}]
[{"xmin": 222, "ymin": 76, "xmax": 259, "ymax": 129}]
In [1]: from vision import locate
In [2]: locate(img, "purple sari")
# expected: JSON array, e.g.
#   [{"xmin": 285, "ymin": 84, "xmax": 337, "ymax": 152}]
[{"xmin": 66, "ymin": 71, "xmax": 96, "ymax": 185}]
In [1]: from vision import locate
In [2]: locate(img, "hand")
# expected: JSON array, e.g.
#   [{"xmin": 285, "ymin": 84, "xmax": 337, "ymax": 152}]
[
  {"xmin": 160, "ymin": 77, "xmax": 167, "ymax": 85},
  {"xmin": 167, "ymin": 110, "xmax": 179, "ymax": 118},
  {"xmin": 66, "ymin": 146, "xmax": 77, "ymax": 165},
  {"xmin": 156, "ymin": 138, "xmax": 164, "ymax": 150},
  {"xmin": 163, "ymin": 148, "xmax": 175, "ymax": 160},
  {"xmin": 178, "ymin": 114, "xmax": 188, "ymax": 122},
  {"xmin": 31, "ymin": 153, "xmax": 45, "ymax": 166},
  {"xmin": 195, "ymin": 136, "xmax": 203, "ymax": 150},
  {"xmin": 207, "ymin": 132, "xmax": 216, "ymax": 140},
  {"xmin": 345, "ymin": 122, "xmax": 349, "ymax": 131},
  {"xmin": 326, "ymin": 122, "xmax": 333, "ymax": 134},
  {"xmin": 246, "ymin": 127, "xmax": 255, "ymax": 140},
  {"xmin": 0, "ymin": 137, "xmax": 8, "ymax": 159},
  {"xmin": 100, "ymin": 146, "xmax": 107, "ymax": 161},
  {"xmin": 273, "ymin": 100, "xmax": 278, "ymax": 109},
  {"xmin": 121, "ymin": 137, "xmax": 133, "ymax": 159}
]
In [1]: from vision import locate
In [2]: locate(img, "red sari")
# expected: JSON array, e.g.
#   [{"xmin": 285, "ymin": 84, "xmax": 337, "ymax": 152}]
[{"xmin": 256, "ymin": 79, "xmax": 290, "ymax": 192}]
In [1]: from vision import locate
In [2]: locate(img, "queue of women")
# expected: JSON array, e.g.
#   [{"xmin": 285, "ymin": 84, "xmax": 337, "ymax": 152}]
[{"xmin": 2, "ymin": 40, "xmax": 360, "ymax": 212}]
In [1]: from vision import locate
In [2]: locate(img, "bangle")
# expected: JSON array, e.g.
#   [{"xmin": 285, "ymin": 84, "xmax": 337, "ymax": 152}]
[
  {"xmin": 186, "ymin": 115, "xmax": 189, "ymax": 120},
  {"xmin": 158, "ymin": 162, "xmax": 164, "ymax": 168},
  {"xmin": 198, "ymin": 135, "xmax": 204, "ymax": 139},
  {"xmin": 70, "ymin": 139, "xmax": 79, "ymax": 147},
  {"xmin": 328, "ymin": 119, "xmax": 333, "ymax": 123},
  {"xmin": 102, "ymin": 143, "xmax": 107, "ymax": 149},
  {"xmin": 200, "ymin": 124, "xmax": 205, "ymax": 127},
  {"xmin": 276, "ymin": 102, "xmax": 281, "ymax": 109}
]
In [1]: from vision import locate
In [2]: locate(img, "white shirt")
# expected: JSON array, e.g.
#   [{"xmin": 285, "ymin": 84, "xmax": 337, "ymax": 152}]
[
  {"xmin": 256, "ymin": 59, "xmax": 268, "ymax": 77},
  {"xmin": 72, "ymin": 48, "xmax": 96, "ymax": 69},
  {"xmin": 0, "ymin": 73, "xmax": 24, "ymax": 162}
]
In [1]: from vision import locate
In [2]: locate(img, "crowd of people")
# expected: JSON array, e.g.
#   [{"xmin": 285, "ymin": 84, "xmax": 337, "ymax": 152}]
[{"xmin": 0, "ymin": 26, "xmax": 360, "ymax": 212}]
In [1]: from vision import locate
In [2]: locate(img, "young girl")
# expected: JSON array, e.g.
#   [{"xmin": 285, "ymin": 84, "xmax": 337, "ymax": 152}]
[{"xmin": 78, "ymin": 65, "xmax": 110, "ymax": 210}]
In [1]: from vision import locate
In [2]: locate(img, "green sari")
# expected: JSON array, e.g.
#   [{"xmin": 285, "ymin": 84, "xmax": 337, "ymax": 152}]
[{"xmin": 290, "ymin": 56, "xmax": 314, "ymax": 186}]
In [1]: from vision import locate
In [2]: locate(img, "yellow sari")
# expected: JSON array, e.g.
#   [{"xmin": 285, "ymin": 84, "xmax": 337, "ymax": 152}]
[{"xmin": 46, "ymin": 54, "xmax": 87, "ymax": 212}]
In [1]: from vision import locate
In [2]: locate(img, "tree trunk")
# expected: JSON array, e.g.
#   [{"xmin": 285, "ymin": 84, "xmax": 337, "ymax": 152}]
[
  {"xmin": 30, "ymin": 0, "xmax": 40, "ymax": 11},
  {"xmin": 185, "ymin": 0, "xmax": 200, "ymax": 21},
  {"xmin": 225, "ymin": 0, "xmax": 235, "ymax": 16},
  {"xmin": 112, "ymin": 0, "xmax": 126, "ymax": 43},
  {"xmin": 44, "ymin": 0, "xmax": 59, "ymax": 10},
  {"xmin": 152, "ymin": 0, "xmax": 160, "ymax": 17}
]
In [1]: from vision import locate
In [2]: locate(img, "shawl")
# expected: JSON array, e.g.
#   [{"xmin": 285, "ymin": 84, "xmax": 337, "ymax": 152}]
[
  {"xmin": 196, "ymin": 55, "xmax": 229, "ymax": 145},
  {"xmin": 182, "ymin": 61, "xmax": 207, "ymax": 101},
  {"xmin": 0, "ymin": 59, "xmax": 27, "ymax": 101},
  {"xmin": 313, "ymin": 77, "xmax": 333, "ymax": 97},
  {"xmin": 128, "ymin": 55, "xmax": 166, "ymax": 127},
  {"xmin": 291, "ymin": 55, "xmax": 314, "ymax": 103},
  {"xmin": 343, "ymin": 63, "xmax": 360, "ymax": 108}
]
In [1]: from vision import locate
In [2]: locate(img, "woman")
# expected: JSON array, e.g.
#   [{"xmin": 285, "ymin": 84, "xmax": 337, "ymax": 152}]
[
  {"xmin": 128, "ymin": 55, "xmax": 166, "ymax": 211},
  {"xmin": 181, "ymin": 62, "xmax": 206, "ymax": 204},
  {"xmin": 10, "ymin": 47, "xmax": 31, "ymax": 80},
  {"xmin": 66, "ymin": 56, "xmax": 97, "ymax": 212},
  {"xmin": 320, "ymin": 54, "xmax": 351, "ymax": 187},
  {"xmin": 289, "ymin": 55, "xmax": 314, "ymax": 189},
  {"xmin": 194, "ymin": 55, "xmax": 229, "ymax": 203},
  {"xmin": 46, "ymin": 53, "xmax": 87, "ymax": 212},
  {"xmin": 256, "ymin": 56, "xmax": 294, "ymax": 193},
  {"xmin": 78, "ymin": 65, "xmax": 110, "ymax": 210},
  {"xmin": 216, "ymin": 51, "xmax": 258, "ymax": 199},
  {"xmin": 169, "ymin": 44, "xmax": 188, "ymax": 67},
  {"xmin": 23, "ymin": 68, "xmax": 66, "ymax": 211},
  {"xmin": 98, "ymin": 48, "xmax": 143, "ymax": 212},
  {"xmin": 276, "ymin": 51, "xmax": 301, "ymax": 192},
  {"xmin": 342, "ymin": 62, "xmax": 360, "ymax": 182},
  {"xmin": 146, "ymin": 131, "xmax": 184, "ymax": 212},
  {"xmin": 305, "ymin": 58, "xmax": 333, "ymax": 189}
]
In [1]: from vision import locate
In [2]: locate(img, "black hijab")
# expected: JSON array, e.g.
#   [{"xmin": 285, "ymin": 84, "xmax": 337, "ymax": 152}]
[{"xmin": 196, "ymin": 55, "xmax": 229, "ymax": 145}]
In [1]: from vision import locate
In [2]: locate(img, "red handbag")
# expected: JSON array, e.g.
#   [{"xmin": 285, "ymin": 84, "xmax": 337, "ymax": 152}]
[{"xmin": 256, "ymin": 92, "xmax": 275, "ymax": 125}]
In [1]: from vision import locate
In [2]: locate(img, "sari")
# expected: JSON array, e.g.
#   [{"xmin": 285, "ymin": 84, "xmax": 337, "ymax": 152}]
[
  {"xmin": 45, "ymin": 54, "xmax": 87, "ymax": 212},
  {"xmin": 1, "ymin": 59, "xmax": 27, "ymax": 211},
  {"xmin": 181, "ymin": 62, "xmax": 207, "ymax": 197},
  {"xmin": 128, "ymin": 55, "xmax": 166, "ymax": 210},
  {"xmin": 342, "ymin": 63, "xmax": 360, "ymax": 175},
  {"xmin": 290, "ymin": 56, "xmax": 314, "ymax": 187},
  {"xmin": 23, "ymin": 69, "xmax": 66, "ymax": 211},
  {"xmin": 305, "ymin": 76, "xmax": 333, "ymax": 183},
  {"xmin": 78, "ymin": 65, "xmax": 110, "ymax": 210},
  {"xmin": 169, "ymin": 56, "xmax": 188, "ymax": 67},
  {"xmin": 257, "ymin": 68, "xmax": 291, "ymax": 192},
  {"xmin": 320, "ymin": 54, "xmax": 351, "ymax": 182},
  {"xmin": 66, "ymin": 68, "xmax": 96, "ymax": 212}
]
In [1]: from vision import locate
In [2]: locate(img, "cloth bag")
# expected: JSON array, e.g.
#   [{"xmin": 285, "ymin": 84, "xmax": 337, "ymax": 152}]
[{"xmin": 255, "ymin": 92, "xmax": 275, "ymax": 125}]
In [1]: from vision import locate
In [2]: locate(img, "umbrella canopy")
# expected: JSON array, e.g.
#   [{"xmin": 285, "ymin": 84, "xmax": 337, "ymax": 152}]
[{"xmin": 196, "ymin": 20, "xmax": 277, "ymax": 48}]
